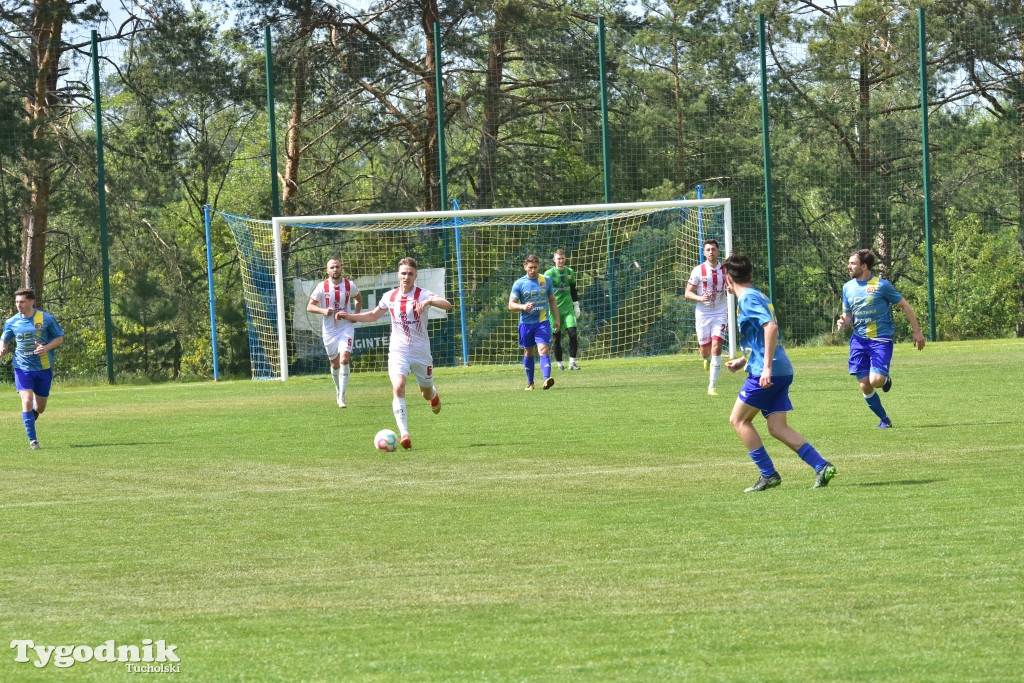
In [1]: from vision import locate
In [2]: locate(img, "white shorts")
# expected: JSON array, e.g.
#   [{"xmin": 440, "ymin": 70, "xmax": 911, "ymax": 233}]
[
  {"xmin": 389, "ymin": 353, "xmax": 435, "ymax": 388},
  {"xmin": 695, "ymin": 310, "xmax": 727, "ymax": 347},
  {"xmin": 323, "ymin": 325, "xmax": 355, "ymax": 360}
]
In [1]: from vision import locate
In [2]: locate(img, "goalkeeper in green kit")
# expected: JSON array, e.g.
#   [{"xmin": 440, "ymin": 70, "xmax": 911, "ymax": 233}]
[{"xmin": 545, "ymin": 249, "xmax": 582, "ymax": 371}]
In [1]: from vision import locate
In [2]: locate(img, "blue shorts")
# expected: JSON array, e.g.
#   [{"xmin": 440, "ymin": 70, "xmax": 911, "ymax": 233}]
[
  {"xmin": 14, "ymin": 368, "xmax": 53, "ymax": 397},
  {"xmin": 738, "ymin": 374, "xmax": 793, "ymax": 417},
  {"xmin": 518, "ymin": 321, "xmax": 552, "ymax": 348},
  {"xmin": 848, "ymin": 335, "xmax": 893, "ymax": 378}
]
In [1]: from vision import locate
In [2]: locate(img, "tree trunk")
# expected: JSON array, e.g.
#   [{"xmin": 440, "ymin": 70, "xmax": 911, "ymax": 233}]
[
  {"xmin": 22, "ymin": 0, "xmax": 65, "ymax": 300},
  {"xmin": 281, "ymin": 0, "xmax": 311, "ymax": 218},
  {"xmin": 475, "ymin": 27, "xmax": 507, "ymax": 209},
  {"xmin": 421, "ymin": 0, "xmax": 440, "ymax": 212},
  {"xmin": 672, "ymin": 39, "xmax": 686, "ymax": 189},
  {"xmin": 856, "ymin": 45, "xmax": 873, "ymax": 252},
  {"xmin": 1017, "ymin": 21, "xmax": 1024, "ymax": 337}
]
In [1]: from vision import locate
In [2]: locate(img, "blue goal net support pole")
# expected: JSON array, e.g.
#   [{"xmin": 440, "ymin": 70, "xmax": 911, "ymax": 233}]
[{"xmin": 204, "ymin": 204, "xmax": 221, "ymax": 380}]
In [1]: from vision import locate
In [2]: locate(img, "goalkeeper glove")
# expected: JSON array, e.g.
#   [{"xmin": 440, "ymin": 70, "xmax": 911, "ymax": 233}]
[{"xmin": 573, "ymin": 302, "xmax": 581, "ymax": 318}]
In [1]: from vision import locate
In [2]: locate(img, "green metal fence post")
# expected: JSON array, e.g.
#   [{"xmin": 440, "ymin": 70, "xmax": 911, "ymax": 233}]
[
  {"xmin": 598, "ymin": 17, "xmax": 617, "ymax": 352},
  {"xmin": 433, "ymin": 22, "xmax": 449, "ymax": 210},
  {"xmin": 434, "ymin": 22, "xmax": 460, "ymax": 364},
  {"xmin": 918, "ymin": 8, "xmax": 936, "ymax": 341},
  {"xmin": 598, "ymin": 18, "xmax": 612, "ymax": 205},
  {"xmin": 265, "ymin": 26, "xmax": 281, "ymax": 217},
  {"xmin": 758, "ymin": 14, "xmax": 776, "ymax": 302},
  {"xmin": 91, "ymin": 30, "xmax": 115, "ymax": 384}
]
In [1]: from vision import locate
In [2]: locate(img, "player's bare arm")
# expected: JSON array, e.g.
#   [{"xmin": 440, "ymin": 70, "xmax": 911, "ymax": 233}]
[
  {"xmin": 836, "ymin": 312, "xmax": 853, "ymax": 331},
  {"xmin": 897, "ymin": 299, "xmax": 926, "ymax": 350},
  {"xmin": 34, "ymin": 336, "xmax": 63, "ymax": 355},
  {"xmin": 684, "ymin": 282, "xmax": 713, "ymax": 304},
  {"xmin": 684, "ymin": 281, "xmax": 701, "ymax": 303},
  {"xmin": 726, "ymin": 356, "xmax": 746, "ymax": 372},
  {"xmin": 340, "ymin": 307, "xmax": 387, "ymax": 324},
  {"xmin": 307, "ymin": 298, "xmax": 332, "ymax": 317},
  {"xmin": 549, "ymin": 295, "xmax": 560, "ymax": 332},
  {"xmin": 760, "ymin": 321, "xmax": 778, "ymax": 387},
  {"xmin": 414, "ymin": 296, "xmax": 452, "ymax": 316},
  {"xmin": 336, "ymin": 292, "xmax": 364, "ymax": 320},
  {"xmin": 509, "ymin": 300, "xmax": 534, "ymax": 312}
]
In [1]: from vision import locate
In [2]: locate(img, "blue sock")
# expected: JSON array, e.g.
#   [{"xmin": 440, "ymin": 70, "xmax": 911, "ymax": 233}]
[
  {"xmin": 540, "ymin": 354, "xmax": 552, "ymax": 380},
  {"xmin": 864, "ymin": 391, "xmax": 887, "ymax": 420},
  {"xmin": 748, "ymin": 446, "xmax": 777, "ymax": 478},
  {"xmin": 797, "ymin": 443, "xmax": 827, "ymax": 472},
  {"xmin": 524, "ymin": 356, "xmax": 535, "ymax": 384},
  {"xmin": 22, "ymin": 411, "xmax": 36, "ymax": 442}
]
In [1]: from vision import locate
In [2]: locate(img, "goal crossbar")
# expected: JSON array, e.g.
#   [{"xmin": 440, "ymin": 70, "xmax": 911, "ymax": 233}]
[{"xmin": 238, "ymin": 199, "xmax": 736, "ymax": 380}]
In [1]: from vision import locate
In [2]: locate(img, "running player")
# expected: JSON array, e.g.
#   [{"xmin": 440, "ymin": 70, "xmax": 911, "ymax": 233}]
[
  {"xmin": 836, "ymin": 249, "xmax": 926, "ymax": 428},
  {"xmin": 685, "ymin": 239, "xmax": 728, "ymax": 395},
  {"xmin": 338, "ymin": 257, "xmax": 450, "ymax": 450},
  {"xmin": 1, "ymin": 289, "xmax": 65, "ymax": 450},
  {"xmin": 722, "ymin": 254, "xmax": 835, "ymax": 492},
  {"xmin": 306, "ymin": 257, "xmax": 362, "ymax": 408}
]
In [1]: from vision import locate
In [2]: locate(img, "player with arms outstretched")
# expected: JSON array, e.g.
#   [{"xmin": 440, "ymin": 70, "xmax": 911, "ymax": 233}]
[
  {"xmin": 836, "ymin": 249, "xmax": 926, "ymax": 428},
  {"xmin": 306, "ymin": 257, "xmax": 362, "ymax": 407},
  {"xmin": 544, "ymin": 249, "xmax": 582, "ymax": 371},
  {"xmin": 1, "ymin": 289, "xmax": 64, "ymax": 450},
  {"xmin": 509, "ymin": 254, "xmax": 560, "ymax": 390},
  {"xmin": 722, "ymin": 255, "xmax": 835, "ymax": 492},
  {"xmin": 685, "ymin": 239, "xmax": 728, "ymax": 395},
  {"xmin": 338, "ymin": 258, "xmax": 451, "ymax": 450}
]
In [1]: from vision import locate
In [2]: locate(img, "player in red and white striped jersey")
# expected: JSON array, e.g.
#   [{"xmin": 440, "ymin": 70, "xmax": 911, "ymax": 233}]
[
  {"xmin": 307, "ymin": 258, "xmax": 362, "ymax": 407},
  {"xmin": 685, "ymin": 239, "xmax": 729, "ymax": 395},
  {"xmin": 338, "ymin": 257, "xmax": 452, "ymax": 450}
]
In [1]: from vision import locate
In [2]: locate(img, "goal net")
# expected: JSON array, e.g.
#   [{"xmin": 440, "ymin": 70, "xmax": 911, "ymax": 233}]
[{"xmin": 222, "ymin": 199, "xmax": 734, "ymax": 379}]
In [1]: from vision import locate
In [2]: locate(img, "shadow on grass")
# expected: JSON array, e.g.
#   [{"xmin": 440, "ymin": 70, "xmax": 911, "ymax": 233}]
[
  {"xmin": 67, "ymin": 441, "xmax": 175, "ymax": 449},
  {"xmin": 903, "ymin": 421, "xmax": 1018, "ymax": 428},
  {"xmin": 850, "ymin": 479, "xmax": 942, "ymax": 487}
]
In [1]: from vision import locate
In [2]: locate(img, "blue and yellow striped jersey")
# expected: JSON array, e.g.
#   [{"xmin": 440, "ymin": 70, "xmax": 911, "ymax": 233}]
[
  {"xmin": 2, "ymin": 309, "xmax": 64, "ymax": 371},
  {"xmin": 510, "ymin": 274, "xmax": 554, "ymax": 325},
  {"xmin": 841, "ymin": 276, "xmax": 903, "ymax": 339}
]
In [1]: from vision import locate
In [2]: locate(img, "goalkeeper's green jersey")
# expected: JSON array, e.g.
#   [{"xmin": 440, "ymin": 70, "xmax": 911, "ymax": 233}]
[{"xmin": 544, "ymin": 266, "xmax": 576, "ymax": 313}]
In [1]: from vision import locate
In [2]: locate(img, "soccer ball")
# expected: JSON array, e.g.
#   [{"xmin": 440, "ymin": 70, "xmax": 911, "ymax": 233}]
[{"xmin": 374, "ymin": 429, "xmax": 398, "ymax": 452}]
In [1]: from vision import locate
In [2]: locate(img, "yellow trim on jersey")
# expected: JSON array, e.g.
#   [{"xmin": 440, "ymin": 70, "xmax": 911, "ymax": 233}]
[
  {"xmin": 34, "ymin": 311, "xmax": 50, "ymax": 370},
  {"xmin": 865, "ymin": 276, "xmax": 880, "ymax": 338},
  {"xmin": 537, "ymin": 274, "xmax": 548, "ymax": 322}
]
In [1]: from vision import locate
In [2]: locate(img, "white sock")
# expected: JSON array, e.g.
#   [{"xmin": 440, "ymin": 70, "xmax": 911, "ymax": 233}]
[
  {"xmin": 709, "ymin": 355, "xmax": 723, "ymax": 387},
  {"xmin": 569, "ymin": 357, "xmax": 576, "ymax": 364},
  {"xmin": 392, "ymin": 397, "xmax": 408, "ymax": 435},
  {"xmin": 330, "ymin": 367, "xmax": 341, "ymax": 393},
  {"xmin": 340, "ymin": 364, "xmax": 350, "ymax": 396}
]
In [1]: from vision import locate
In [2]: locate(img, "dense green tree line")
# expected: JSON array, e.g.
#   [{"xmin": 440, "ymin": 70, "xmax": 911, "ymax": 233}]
[{"xmin": 0, "ymin": 0, "xmax": 1021, "ymax": 381}]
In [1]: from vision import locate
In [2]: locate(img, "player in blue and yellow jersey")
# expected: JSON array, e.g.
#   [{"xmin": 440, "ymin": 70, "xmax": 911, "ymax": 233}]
[
  {"xmin": 836, "ymin": 249, "xmax": 925, "ymax": 428},
  {"xmin": 509, "ymin": 254, "xmax": 560, "ymax": 390},
  {"xmin": 723, "ymin": 255, "xmax": 835, "ymax": 492},
  {"xmin": 1, "ymin": 289, "xmax": 65, "ymax": 450}
]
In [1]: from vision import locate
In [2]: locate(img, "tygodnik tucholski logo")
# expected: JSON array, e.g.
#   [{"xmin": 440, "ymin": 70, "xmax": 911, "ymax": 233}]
[{"xmin": 11, "ymin": 638, "xmax": 180, "ymax": 672}]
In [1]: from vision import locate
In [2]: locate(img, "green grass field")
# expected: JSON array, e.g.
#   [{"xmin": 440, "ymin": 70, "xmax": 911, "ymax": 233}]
[{"xmin": 1, "ymin": 340, "xmax": 1022, "ymax": 681}]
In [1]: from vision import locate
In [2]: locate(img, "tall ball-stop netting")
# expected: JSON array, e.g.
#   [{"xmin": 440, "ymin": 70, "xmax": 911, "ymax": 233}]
[{"xmin": 222, "ymin": 200, "xmax": 733, "ymax": 379}]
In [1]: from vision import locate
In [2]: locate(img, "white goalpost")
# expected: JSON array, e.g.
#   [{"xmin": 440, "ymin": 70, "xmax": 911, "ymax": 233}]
[{"xmin": 226, "ymin": 199, "xmax": 734, "ymax": 380}]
